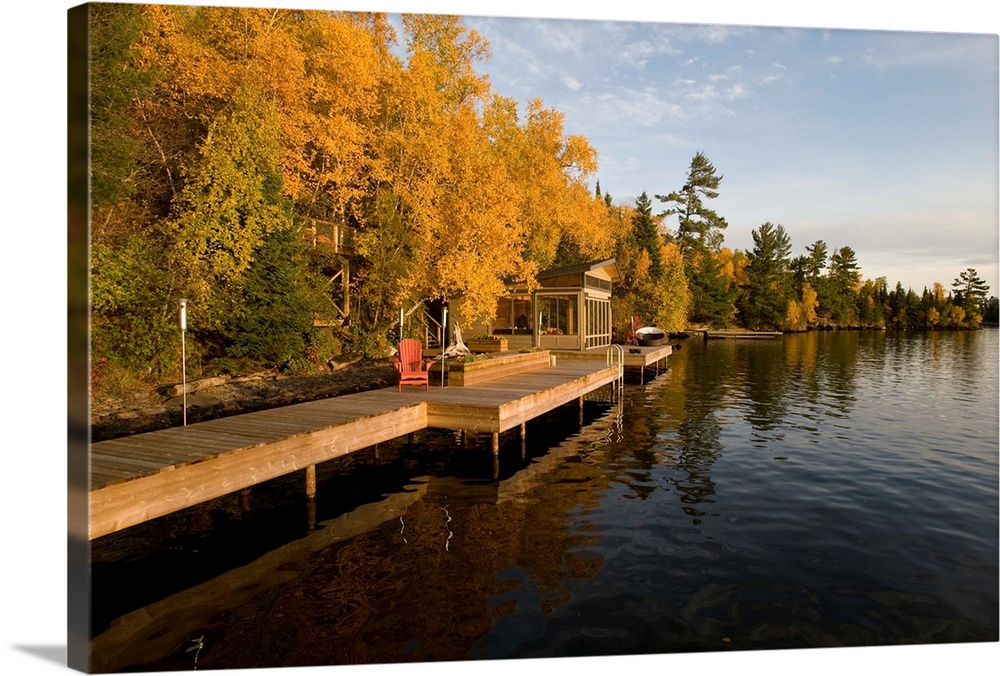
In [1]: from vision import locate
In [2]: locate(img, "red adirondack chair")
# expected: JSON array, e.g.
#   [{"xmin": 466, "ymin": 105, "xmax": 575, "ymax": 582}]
[{"xmin": 393, "ymin": 338, "xmax": 434, "ymax": 391}]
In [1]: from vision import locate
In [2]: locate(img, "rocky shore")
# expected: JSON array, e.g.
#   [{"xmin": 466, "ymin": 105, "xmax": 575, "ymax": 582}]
[{"xmin": 91, "ymin": 359, "xmax": 400, "ymax": 442}]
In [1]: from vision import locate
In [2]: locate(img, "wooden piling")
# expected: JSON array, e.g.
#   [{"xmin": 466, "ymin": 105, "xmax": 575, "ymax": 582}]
[
  {"xmin": 306, "ymin": 497, "xmax": 317, "ymax": 530},
  {"xmin": 238, "ymin": 488, "xmax": 251, "ymax": 515},
  {"xmin": 305, "ymin": 464, "xmax": 317, "ymax": 499}
]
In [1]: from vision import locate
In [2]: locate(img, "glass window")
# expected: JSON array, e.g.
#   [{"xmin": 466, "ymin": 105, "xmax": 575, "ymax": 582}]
[
  {"xmin": 584, "ymin": 297, "xmax": 612, "ymax": 349},
  {"xmin": 537, "ymin": 294, "xmax": 578, "ymax": 336},
  {"xmin": 494, "ymin": 295, "xmax": 532, "ymax": 334}
]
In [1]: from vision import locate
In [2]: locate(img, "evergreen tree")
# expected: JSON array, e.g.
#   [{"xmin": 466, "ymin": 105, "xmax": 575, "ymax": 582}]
[
  {"xmin": 632, "ymin": 191, "xmax": 664, "ymax": 279},
  {"xmin": 656, "ymin": 152, "xmax": 728, "ymax": 265},
  {"xmin": 688, "ymin": 251, "xmax": 738, "ymax": 326},
  {"xmin": 952, "ymin": 268, "xmax": 990, "ymax": 311},
  {"xmin": 804, "ymin": 240, "xmax": 828, "ymax": 280},
  {"xmin": 827, "ymin": 246, "xmax": 861, "ymax": 325},
  {"xmin": 887, "ymin": 282, "xmax": 910, "ymax": 328},
  {"xmin": 981, "ymin": 296, "xmax": 999, "ymax": 325},
  {"xmin": 738, "ymin": 222, "xmax": 793, "ymax": 330},
  {"xmin": 221, "ymin": 226, "xmax": 328, "ymax": 370}
]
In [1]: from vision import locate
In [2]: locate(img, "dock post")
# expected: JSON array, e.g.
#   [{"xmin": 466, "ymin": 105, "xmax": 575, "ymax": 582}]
[
  {"xmin": 372, "ymin": 443, "xmax": 380, "ymax": 463},
  {"xmin": 579, "ymin": 395, "xmax": 585, "ymax": 424},
  {"xmin": 520, "ymin": 422, "xmax": 526, "ymax": 460},
  {"xmin": 491, "ymin": 432, "xmax": 499, "ymax": 456},
  {"xmin": 306, "ymin": 497, "xmax": 317, "ymax": 530},
  {"xmin": 305, "ymin": 464, "xmax": 317, "ymax": 499}
]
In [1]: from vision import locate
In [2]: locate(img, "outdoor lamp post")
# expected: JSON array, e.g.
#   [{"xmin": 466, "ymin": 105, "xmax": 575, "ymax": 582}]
[
  {"xmin": 180, "ymin": 298, "xmax": 188, "ymax": 426},
  {"xmin": 440, "ymin": 304, "xmax": 448, "ymax": 387}
]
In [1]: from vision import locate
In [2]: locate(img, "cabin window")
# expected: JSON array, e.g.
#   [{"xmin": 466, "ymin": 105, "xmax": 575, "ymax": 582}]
[
  {"xmin": 493, "ymin": 295, "xmax": 533, "ymax": 335},
  {"xmin": 539, "ymin": 273, "xmax": 582, "ymax": 289},
  {"xmin": 585, "ymin": 297, "xmax": 612, "ymax": 349},
  {"xmin": 537, "ymin": 294, "xmax": 578, "ymax": 336},
  {"xmin": 584, "ymin": 274, "xmax": 612, "ymax": 292}
]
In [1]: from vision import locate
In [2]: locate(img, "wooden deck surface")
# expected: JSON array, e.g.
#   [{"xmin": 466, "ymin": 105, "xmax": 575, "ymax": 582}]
[
  {"xmin": 555, "ymin": 343, "xmax": 672, "ymax": 367},
  {"xmin": 88, "ymin": 360, "xmax": 619, "ymax": 540}
]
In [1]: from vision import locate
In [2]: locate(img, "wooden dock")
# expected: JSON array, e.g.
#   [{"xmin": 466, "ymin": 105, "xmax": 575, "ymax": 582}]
[
  {"xmin": 702, "ymin": 330, "xmax": 783, "ymax": 339},
  {"xmin": 554, "ymin": 343, "xmax": 672, "ymax": 380},
  {"xmin": 88, "ymin": 359, "xmax": 621, "ymax": 540}
]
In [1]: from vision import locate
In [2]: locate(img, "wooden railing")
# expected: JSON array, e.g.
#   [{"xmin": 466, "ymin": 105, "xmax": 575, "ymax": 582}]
[{"xmin": 300, "ymin": 216, "xmax": 356, "ymax": 255}]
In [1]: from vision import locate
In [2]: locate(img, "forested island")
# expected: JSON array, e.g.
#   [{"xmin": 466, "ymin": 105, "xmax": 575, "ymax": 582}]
[{"xmin": 88, "ymin": 5, "xmax": 996, "ymax": 398}]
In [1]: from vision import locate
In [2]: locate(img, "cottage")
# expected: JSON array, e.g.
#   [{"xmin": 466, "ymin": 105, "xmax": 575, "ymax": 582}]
[{"xmin": 454, "ymin": 258, "xmax": 621, "ymax": 352}]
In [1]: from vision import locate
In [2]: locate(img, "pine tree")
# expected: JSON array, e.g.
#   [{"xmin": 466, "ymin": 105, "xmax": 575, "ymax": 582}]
[
  {"xmin": 632, "ymin": 191, "xmax": 664, "ymax": 279},
  {"xmin": 827, "ymin": 246, "xmax": 861, "ymax": 325},
  {"xmin": 952, "ymin": 268, "xmax": 990, "ymax": 310},
  {"xmin": 738, "ymin": 222, "xmax": 792, "ymax": 330},
  {"xmin": 656, "ymin": 152, "xmax": 728, "ymax": 265}
]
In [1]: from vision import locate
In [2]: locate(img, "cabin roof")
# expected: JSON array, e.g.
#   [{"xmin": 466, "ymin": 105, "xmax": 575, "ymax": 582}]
[{"xmin": 536, "ymin": 258, "xmax": 621, "ymax": 284}]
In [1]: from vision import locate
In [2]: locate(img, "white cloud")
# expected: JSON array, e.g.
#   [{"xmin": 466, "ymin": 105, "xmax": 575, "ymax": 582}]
[
  {"xmin": 582, "ymin": 87, "xmax": 686, "ymax": 127},
  {"xmin": 563, "ymin": 75, "xmax": 583, "ymax": 91},
  {"xmin": 531, "ymin": 20, "xmax": 588, "ymax": 56}
]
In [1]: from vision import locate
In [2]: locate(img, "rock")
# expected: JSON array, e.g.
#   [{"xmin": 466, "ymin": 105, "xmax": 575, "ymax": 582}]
[
  {"xmin": 166, "ymin": 394, "xmax": 225, "ymax": 418},
  {"xmin": 116, "ymin": 410, "xmax": 140, "ymax": 420}
]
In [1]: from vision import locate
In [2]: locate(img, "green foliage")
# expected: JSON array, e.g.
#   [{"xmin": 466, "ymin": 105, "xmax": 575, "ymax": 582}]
[
  {"xmin": 89, "ymin": 2, "xmax": 157, "ymax": 206},
  {"xmin": 688, "ymin": 251, "xmax": 738, "ymax": 326},
  {"xmin": 170, "ymin": 86, "xmax": 292, "ymax": 304},
  {"xmin": 631, "ymin": 192, "xmax": 663, "ymax": 279},
  {"xmin": 738, "ymin": 222, "xmax": 793, "ymax": 330},
  {"xmin": 656, "ymin": 152, "xmax": 728, "ymax": 264},
  {"xmin": 982, "ymin": 296, "xmax": 999, "ymax": 325},
  {"xmin": 214, "ymin": 226, "xmax": 326, "ymax": 370},
  {"xmin": 826, "ymin": 246, "xmax": 861, "ymax": 325},
  {"xmin": 91, "ymin": 235, "xmax": 183, "ymax": 379},
  {"xmin": 953, "ymin": 268, "xmax": 990, "ymax": 313},
  {"xmin": 346, "ymin": 322, "xmax": 396, "ymax": 359}
]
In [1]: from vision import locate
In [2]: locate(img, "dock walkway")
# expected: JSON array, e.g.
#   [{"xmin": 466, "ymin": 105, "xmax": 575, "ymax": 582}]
[{"xmin": 88, "ymin": 359, "xmax": 620, "ymax": 540}]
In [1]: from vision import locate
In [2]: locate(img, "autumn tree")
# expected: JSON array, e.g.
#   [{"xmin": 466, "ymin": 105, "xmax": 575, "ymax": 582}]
[
  {"xmin": 856, "ymin": 277, "xmax": 888, "ymax": 328},
  {"xmin": 785, "ymin": 283, "xmax": 819, "ymax": 331},
  {"xmin": 483, "ymin": 96, "xmax": 605, "ymax": 270}
]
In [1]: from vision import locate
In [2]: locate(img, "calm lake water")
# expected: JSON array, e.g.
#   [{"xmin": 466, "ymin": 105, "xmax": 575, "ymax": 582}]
[{"xmin": 89, "ymin": 330, "xmax": 999, "ymax": 672}]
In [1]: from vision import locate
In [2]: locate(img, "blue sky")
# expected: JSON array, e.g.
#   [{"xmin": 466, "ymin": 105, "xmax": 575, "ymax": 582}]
[{"xmin": 456, "ymin": 13, "xmax": 998, "ymax": 293}]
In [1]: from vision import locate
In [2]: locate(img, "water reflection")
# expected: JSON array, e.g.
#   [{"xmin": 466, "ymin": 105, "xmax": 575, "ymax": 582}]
[{"xmin": 89, "ymin": 331, "xmax": 999, "ymax": 671}]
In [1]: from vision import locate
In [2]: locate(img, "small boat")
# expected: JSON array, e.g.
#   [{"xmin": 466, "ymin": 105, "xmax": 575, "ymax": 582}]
[{"xmin": 635, "ymin": 326, "xmax": 666, "ymax": 346}]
